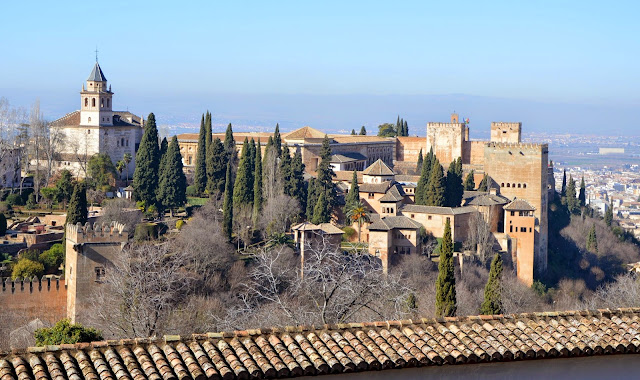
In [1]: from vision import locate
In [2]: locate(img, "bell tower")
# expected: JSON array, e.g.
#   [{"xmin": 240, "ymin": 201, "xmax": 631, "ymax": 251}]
[{"xmin": 80, "ymin": 61, "xmax": 114, "ymax": 126}]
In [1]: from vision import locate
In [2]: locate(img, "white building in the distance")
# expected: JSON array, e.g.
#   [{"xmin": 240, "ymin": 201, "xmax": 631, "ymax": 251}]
[{"xmin": 50, "ymin": 62, "xmax": 143, "ymax": 179}]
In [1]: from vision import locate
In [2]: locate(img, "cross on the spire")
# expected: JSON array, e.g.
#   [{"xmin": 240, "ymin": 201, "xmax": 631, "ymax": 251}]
[{"xmin": 95, "ymin": 47, "xmax": 99, "ymax": 62}]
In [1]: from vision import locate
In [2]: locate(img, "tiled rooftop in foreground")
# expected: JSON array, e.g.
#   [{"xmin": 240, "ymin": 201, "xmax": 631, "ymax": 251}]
[{"xmin": 2, "ymin": 308, "xmax": 640, "ymax": 379}]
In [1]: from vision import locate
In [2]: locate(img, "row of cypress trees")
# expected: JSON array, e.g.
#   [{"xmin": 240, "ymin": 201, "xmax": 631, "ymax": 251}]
[
  {"xmin": 560, "ymin": 170, "xmax": 587, "ymax": 215},
  {"xmin": 305, "ymin": 136, "xmax": 336, "ymax": 224},
  {"xmin": 415, "ymin": 149, "xmax": 464, "ymax": 207}
]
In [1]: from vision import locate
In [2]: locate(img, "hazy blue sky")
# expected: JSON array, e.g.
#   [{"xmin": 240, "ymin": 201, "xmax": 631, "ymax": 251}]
[{"xmin": 1, "ymin": 1, "xmax": 638, "ymax": 134}]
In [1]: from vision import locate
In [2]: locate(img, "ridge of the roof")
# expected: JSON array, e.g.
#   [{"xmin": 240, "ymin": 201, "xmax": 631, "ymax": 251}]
[
  {"xmin": 362, "ymin": 159, "xmax": 394, "ymax": 176},
  {"xmin": 87, "ymin": 62, "xmax": 107, "ymax": 82},
  {"xmin": 504, "ymin": 198, "xmax": 536, "ymax": 211},
  {"xmin": 284, "ymin": 126, "xmax": 327, "ymax": 139},
  {"xmin": 3, "ymin": 307, "xmax": 640, "ymax": 379}
]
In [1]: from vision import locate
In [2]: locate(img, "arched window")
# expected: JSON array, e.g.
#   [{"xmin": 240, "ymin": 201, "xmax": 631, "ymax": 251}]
[
  {"xmin": 523, "ymin": 183, "xmax": 527, "ymax": 188},
  {"xmin": 507, "ymin": 183, "xmax": 510, "ymax": 187},
  {"xmin": 92, "ymin": 98, "xmax": 96, "ymax": 107},
  {"xmin": 88, "ymin": 117, "xmax": 91, "ymax": 123},
  {"xmin": 84, "ymin": 98, "xmax": 88, "ymax": 107},
  {"xmin": 101, "ymin": 98, "xmax": 104, "ymax": 107},
  {"xmin": 107, "ymin": 99, "xmax": 110, "ymax": 107},
  {"xmin": 517, "ymin": 183, "xmax": 521, "ymax": 188}
]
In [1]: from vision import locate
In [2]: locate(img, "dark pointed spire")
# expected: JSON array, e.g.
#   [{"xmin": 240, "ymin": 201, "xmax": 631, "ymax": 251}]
[{"xmin": 87, "ymin": 62, "xmax": 107, "ymax": 82}]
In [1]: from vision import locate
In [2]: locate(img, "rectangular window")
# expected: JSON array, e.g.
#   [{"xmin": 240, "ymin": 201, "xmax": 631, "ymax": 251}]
[
  {"xmin": 368, "ymin": 193, "xmax": 374, "ymax": 199},
  {"xmin": 428, "ymin": 215, "xmax": 432, "ymax": 220},
  {"xmin": 95, "ymin": 267, "xmax": 105, "ymax": 282},
  {"xmin": 510, "ymin": 211, "xmax": 515, "ymax": 216},
  {"xmin": 509, "ymin": 225, "xmax": 513, "ymax": 233}
]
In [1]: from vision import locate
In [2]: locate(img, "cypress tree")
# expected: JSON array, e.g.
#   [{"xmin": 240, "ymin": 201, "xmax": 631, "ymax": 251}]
[
  {"xmin": 396, "ymin": 115, "xmax": 401, "ymax": 136},
  {"xmin": 158, "ymin": 136, "xmax": 168, "ymax": 175},
  {"xmin": 561, "ymin": 169, "xmax": 567, "ymax": 197},
  {"xmin": 157, "ymin": 136, "xmax": 187, "ymax": 214},
  {"xmin": 252, "ymin": 139, "xmax": 263, "ymax": 226},
  {"xmin": 206, "ymin": 137, "xmax": 227, "ymax": 196},
  {"xmin": 416, "ymin": 148, "xmax": 423, "ymax": 174},
  {"xmin": 273, "ymin": 123, "xmax": 282, "ymax": 157},
  {"xmin": 316, "ymin": 135, "xmax": 336, "ymax": 207},
  {"xmin": 435, "ymin": 218, "xmax": 456, "ymax": 317},
  {"xmin": 565, "ymin": 176, "xmax": 579, "ymax": 214},
  {"xmin": 222, "ymin": 162, "xmax": 233, "ymax": 242},
  {"xmin": 478, "ymin": 174, "xmax": 489, "ymax": 192},
  {"xmin": 604, "ymin": 201, "xmax": 613, "ymax": 227},
  {"xmin": 280, "ymin": 144, "xmax": 293, "ymax": 195},
  {"xmin": 65, "ymin": 182, "xmax": 88, "ymax": 226},
  {"xmin": 415, "ymin": 149, "xmax": 433, "ymax": 205},
  {"xmin": 248, "ymin": 138, "xmax": 256, "ymax": 195},
  {"xmin": 464, "ymin": 170, "xmax": 475, "ymax": 191},
  {"xmin": 264, "ymin": 136, "xmax": 274, "ymax": 162},
  {"xmin": 306, "ymin": 178, "xmax": 318, "ymax": 220},
  {"xmin": 579, "ymin": 177, "xmax": 586, "ymax": 207},
  {"xmin": 290, "ymin": 151, "xmax": 307, "ymax": 214},
  {"xmin": 480, "ymin": 253, "xmax": 503, "ymax": 315},
  {"xmin": 351, "ymin": 129, "xmax": 356, "ymax": 135},
  {"xmin": 133, "ymin": 113, "xmax": 160, "ymax": 208},
  {"xmin": 233, "ymin": 138, "xmax": 253, "ymax": 207},
  {"xmin": 344, "ymin": 170, "xmax": 360, "ymax": 215},
  {"xmin": 586, "ymin": 224, "xmax": 598, "ymax": 253},
  {"xmin": 445, "ymin": 157, "xmax": 464, "ymax": 207},
  {"xmin": 312, "ymin": 191, "xmax": 330, "ymax": 224},
  {"xmin": 224, "ymin": 123, "xmax": 236, "ymax": 167},
  {"xmin": 194, "ymin": 114, "xmax": 207, "ymax": 194},
  {"xmin": 0, "ymin": 213, "xmax": 6, "ymax": 236},
  {"xmin": 404, "ymin": 120, "xmax": 409, "ymax": 136},
  {"xmin": 359, "ymin": 126, "xmax": 366, "ymax": 135},
  {"xmin": 426, "ymin": 159, "xmax": 446, "ymax": 206},
  {"xmin": 205, "ymin": 111, "xmax": 212, "ymax": 156}
]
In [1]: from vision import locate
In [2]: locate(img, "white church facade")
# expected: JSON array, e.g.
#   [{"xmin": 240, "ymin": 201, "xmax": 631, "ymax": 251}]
[{"xmin": 50, "ymin": 62, "xmax": 143, "ymax": 179}]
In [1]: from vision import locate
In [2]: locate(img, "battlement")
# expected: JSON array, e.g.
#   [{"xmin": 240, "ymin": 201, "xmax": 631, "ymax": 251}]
[
  {"xmin": 1, "ymin": 276, "xmax": 64, "ymax": 293},
  {"xmin": 485, "ymin": 142, "xmax": 548, "ymax": 153},
  {"xmin": 490, "ymin": 122, "xmax": 522, "ymax": 143},
  {"xmin": 66, "ymin": 221, "xmax": 128, "ymax": 244},
  {"xmin": 427, "ymin": 122, "xmax": 466, "ymax": 129}
]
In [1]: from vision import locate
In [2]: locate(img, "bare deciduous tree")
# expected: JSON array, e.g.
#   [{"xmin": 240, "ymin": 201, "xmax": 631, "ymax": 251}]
[
  {"xmin": 466, "ymin": 210, "xmax": 494, "ymax": 263},
  {"xmin": 98, "ymin": 198, "xmax": 142, "ymax": 231},
  {"xmin": 259, "ymin": 194, "xmax": 300, "ymax": 236}
]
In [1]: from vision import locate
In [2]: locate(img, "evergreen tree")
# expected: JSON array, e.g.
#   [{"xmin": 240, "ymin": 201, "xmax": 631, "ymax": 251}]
[
  {"xmin": 565, "ymin": 176, "xmax": 579, "ymax": 214},
  {"xmin": 579, "ymin": 177, "xmax": 586, "ymax": 207},
  {"xmin": 415, "ymin": 149, "xmax": 433, "ymax": 205},
  {"xmin": 416, "ymin": 148, "xmax": 423, "ymax": 174},
  {"xmin": 264, "ymin": 136, "xmax": 274, "ymax": 162},
  {"xmin": 204, "ymin": 111, "xmax": 212, "ymax": 157},
  {"xmin": 0, "ymin": 213, "xmax": 7, "ymax": 236},
  {"xmin": 478, "ymin": 174, "xmax": 489, "ymax": 192},
  {"xmin": 445, "ymin": 157, "xmax": 464, "ymax": 207},
  {"xmin": 586, "ymin": 223, "xmax": 598, "ymax": 253},
  {"xmin": 290, "ymin": 151, "xmax": 307, "ymax": 214},
  {"xmin": 133, "ymin": 113, "xmax": 160, "ymax": 208},
  {"xmin": 252, "ymin": 139, "xmax": 263, "ymax": 226},
  {"xmin": 351, "ymin": 129, "xmax": 356, "ymax": 135},
  {"xmin": 359, "ymin": 126, "xmax": 366, "ymax": 135},
  {"xmin": 248, "ymin": 138, "xmax": 256, "ymax": 193},
  {"xmin": 194, "ymin": 114, "xmax": 207, "ymax": 194},
  {"xmin": 435, "ymin": 219, "xmax": 456, "ymax": 317},
  {"xmin": 55, "ymin": 170, "xmax": 74, "ymax": 207},
  {"xmin": 312, "ymin": 191, "xmax": 330, "ymax": 224},
  {"xmin": 604, "ymin": 201, "xmax": 614, "ymax": 227},
  {"xmin": 233, "ymin": 138, "xmax": 254, "ymax": 207},
  {"xmin": 561, "ymin": 169, "xmax": 567, "ymax": 197},
  {"xmin": 280, "ymin": 144, "xmax": 293, "ymax": 195},
  {"xmin": 404, "ymin": 120, "xmax": 409, "ymax": 136},
  {"xmin": 157, "ymin": 136, "xmax": 187, "ymax": 214},
  {"xmin": 65, "ymin": 182, "xmax": 88, "ymax": 226},
  {"xmin": 480, "ymin": 253, "xmax": 503, "ymax": 315},
  {"xmin": 206, "ymin": 137, "xmax": 227, "ymax": 195},
  {"xmin": 224, "ymin": 123, "xmax": 236, "ymax": 166},
  {"xmin": 396, "ymin": 115, "xmax": 401, "ymax": 136},
  {"xmin": 344, "ymin": 170, "xmax": 360, "ymax": 215},
  {"xmin": 426, "ymin": 159, "xmax": 446, "ymax": 206},
  {"xmin": 306, "ymin": 178, "xmax": 318, "ymax": 220},
  {"xmin": 464, "ymin": 170, "xmax": 475, "ymax": 191},
  {"xmin": 158, "ymin": 137, "xmax": 169, "ymax": 176},
  {"xmin": 316, "ymin": 135, "xmax": 336, "ymax": 207},
  {"xmin": 273, "ymin": 123, "xmax": 282, "ymax": 157},
  {"xmin": 222, "ymin": 162, "xmax": 233, "ymax": 242}
]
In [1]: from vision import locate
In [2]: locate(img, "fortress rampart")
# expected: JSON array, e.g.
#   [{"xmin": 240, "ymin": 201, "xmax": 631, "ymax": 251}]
[{"xmin": 66, "ymin": 221, "xmax": 128, "ymax": 244}]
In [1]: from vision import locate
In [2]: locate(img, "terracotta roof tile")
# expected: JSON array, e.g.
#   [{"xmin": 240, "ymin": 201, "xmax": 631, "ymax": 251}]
[{"xmin": 362, "ymin": 159, "xmax": 394, "ymax": 176}]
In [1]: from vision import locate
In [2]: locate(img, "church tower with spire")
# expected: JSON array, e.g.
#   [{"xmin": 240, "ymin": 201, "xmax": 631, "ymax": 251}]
[{"xmin": 80, "ymin": 62, "xmax": 114, "ymax": 127}]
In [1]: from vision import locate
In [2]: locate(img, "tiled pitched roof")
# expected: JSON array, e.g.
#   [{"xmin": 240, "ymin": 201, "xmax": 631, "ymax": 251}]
[
  {"xmin": 330, "ymin": 153, "xmax": 367, "ymax": 163},
  {"xmin": 504, "ymin": 198, "xmax": 536, "ymax": 211},
  {"xmin": 284, "ymin": 126, "xmax": 326, "ymax": 139},
  {"xmin": 291, "ymin": 222, "xmax": 343, "ymax": 235},
  {"xmin": 359, "ymin": 182, "xmax": 392, "ymax": 194},
  {"xmin": 50, "ymin": 111, "xmax": 81, "ymax": 127},
  {"xmin": 3, "ymin": 308, "xmax": 640, "ymax": 379},
  {"xmin": 362, "ymin": 159, "xmax": 394, "ymax": 176},
  {"xmin": 465, "ymin": 193, "xmax": 510, "ymax": 206},
  {"xmin": 332, "ymin": 171, "xmax": 363, "ymax": 183},
  {"xmin": 368, "ymin": 215, "xmax": 422, "ymax": 230},
  {"xmin": 379, "ymin": 184, "xmax": 405, "ymax": 202},
  {"xmin": 401, "ymin": 204, "xmax": 477, "ymax": 215}
]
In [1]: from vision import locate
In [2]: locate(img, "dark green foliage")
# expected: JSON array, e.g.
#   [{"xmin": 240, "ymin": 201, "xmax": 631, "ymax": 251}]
[
  {"xmin": 306, "ymin": 178, "xmax": 318, "ymax": 220},
  {"xmin": 65, "ymin": 182, "xmax": 87, "ymax": 226},
  {"xmin": 359, "ymin": 126, "xmax": 366, "ymax": 135},
  {"xmin": 39, "ymin": 243, "xmax": 64, "ymax": 271},
  {"xmin": 194, "ymin": 114, "xmax": 207, "ymax": 194},
  {"xmin": 25, "ymin": 193, "xmax": 36, "ymax": 209},
  {"xmin": 445, "ymin": 157, "xmax": 464, "ymax": 207},
  {"xmin": 604, "ymin": 202, "xmax": 613, "ymax": 227},
  {"xmin": 587, "ymin": 223, "xmax": 598, "ymax": 253},
  {"xmin": 377, "ymin": 123, "xmax": 397, "ymax": 137},
  {"xmin": 403, "ymin": 120, "xmax": 409, "ymax": 136},
  {"xmin": 565, "ymin": 175, "xmax": 579, "ymax": 214},
  {"xmin": 158, "ymin": 137, "xmax": 168, "ymax": 176},
  {"xmin": 280, "ymin": 144, "xmax": 293, "ymax": 194},
  {"xmin": 157, "ymin": 136, "xmax": 187, "ymax": 211},
  {"xmin": 561, "ymin": 169, "xmax": 567, "ymax": 196},
  {"xmin": 435, "ymin": 219, "xmax": 456, "ymax": 317},
  {"xmin": 233, "ymin": 138, "xmax": 254, "ymax": 207},
  {"xmin": 312, "ymin": 191, "xmax": 330, "ymax": 224},
  {"xmin": 480, "ymin": 253, "xmax": 503, "ymax": 315},
  {"xmin": 426, "ymin": 159, "xmax": 446, "ymax": 206},
  {"xmin": 253, "ymin": 139, "xmax": 263, "ymax": 225},
  {"xmin": 134, "ymin": 223, "xmax": 159, "ymax": 241},
  {"xmin": 5, "ymin": 193, "xmax": 22, "ymax": 206},
  {"xmin": 12, "ymin": 258, "xmax": 44, "ymax": 280},
  {"xmin": 264, "ymin": 136, "xmax": 274, "ymax": 162},
  {"xmin": 88, "ymin": 153, "xmax": 116, "ymax": 190},
  {"xmin": 344, "ymin": 171, "xmax": 360, "ymax": 215},
  {"xmin": 415, "ymin": 149, "xmax": 433, "ymax": 205},
  {"xmin": 416, "ymin": 149, "xmax": 423, "ymax": 174},
  {"xmin": 55, "ymin": 170, "xmax": 74, "ymax": 205},
  {"xmin": 478, "ymin": 174, "xmax": 489, "ymax": 192},
  {"xmin": 0, "ymin": 213, "xmax": 6, "ymax": 235},
  {"xmin": 289, "ymin": 151, "xmax": 307, "ymax": 213},
  {"xmin": 351, "ymin": 129, "xmax": 356, "ymax": 135},
  {"xmin": 204, "ymin": 111, "xmax": 212, "ymax": 158},
  {"xmin": 35, "ymin": 319, "xmax": 102, "ymax": 346},
  {"xmin": 222, "ymin": 162, "xmax": 234, "ymax": 241},
  {"xmin": 224, "ymin": 123, "xmax": 236, "ymax": 165},
  {"xmin": 579, "ymin": 177, "xmax": 586, "ymax": 207},
  {"xmin": 273, "ymin": 124, "xmax": 282, "ymax": 157},
  {"xmin": 316, "ymin": 135, "xmax": 336, "ymax": 208},
  {"xmin": 464, "ymin": 170, "xmax": 475, "ymax": 191},
  {"xmin": 206, "ymin": 137, "xmax": 227, "ymax": 195},
  {"xmin": 133, "ymin": 113, "xmax": 160, "ymax": 207}
]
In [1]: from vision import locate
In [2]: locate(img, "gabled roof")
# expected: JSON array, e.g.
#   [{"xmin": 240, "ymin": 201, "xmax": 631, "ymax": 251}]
[
  {"xmin": 330, "ymin": 153, "xmax": 367, "ymax": 163},
  {"xmin": 465, "ymin": 192, "xmax": 510, "ymax": 206},
  {"xmin": 504, "ymin": 198, "xmax": 536, "ymax": 211},
  {"xmin": 362, "ymin": 159, "xmax": 394, "ymax": 176},
  {"xmin": 368, "ymin": 215, "xmax": 422, "ymax": 231},
  {"xmin": 51, "ymin": 111, "xmax": 141, "ymax": 128},
  {"xmin": 401, "ymin": 204, "xmax": 477, "ymax": 215},
  {"xmin": 359, "ymin": 182, "xmax": 392, "ymax": 194},
  {"xmin": 291, "ymin": 222, "xmax": 343, "ymax": 235},
  {"xmin": 379, "ymin": 184, "xmax": 406, "ymax": 202},
  {"xmin": 284, "ymin": 126, "xmax": 327, "ymax": 140},
  {"xmin": 87, "ymin": 62, "xmax": 107, "ymax": 82},
  {"xmin": 3, "ymin": 308, "xmax": 640, "ymax": 379}
]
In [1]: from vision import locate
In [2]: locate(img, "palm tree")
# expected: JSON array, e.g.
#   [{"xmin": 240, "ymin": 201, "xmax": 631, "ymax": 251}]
[
  {"xmin": 116, "ymin": 160, "xmax": 126, "ymax": 181},
  {"xmin": 123, "ymin": 153, "xmax": 132, "ymax": 185},
  {"xmin": 346, "ymin": 201, "xmax": 370, "ymax": 243}
]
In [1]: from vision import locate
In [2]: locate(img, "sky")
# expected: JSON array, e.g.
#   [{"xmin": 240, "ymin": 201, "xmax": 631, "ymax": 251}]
[{"xmin": 1, "ymin": 1, "xmax": 638, "ymax": 135}]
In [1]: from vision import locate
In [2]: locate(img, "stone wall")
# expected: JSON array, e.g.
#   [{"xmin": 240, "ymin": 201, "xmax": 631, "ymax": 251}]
[
  {"xmin": 426, "ymin": 123, "xmax": 465, "ymax": 165},
  {"xmin": 395, "ymin": 137, "xmax": 427, "ymax": 162},
  {"xmin": 490, "ymin": 122, "xmax": 522, "ymax": 143}
]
